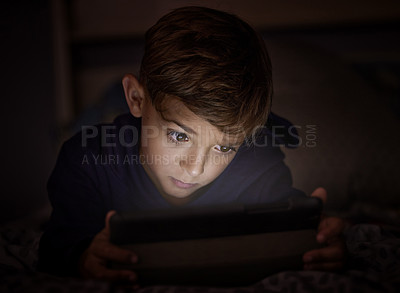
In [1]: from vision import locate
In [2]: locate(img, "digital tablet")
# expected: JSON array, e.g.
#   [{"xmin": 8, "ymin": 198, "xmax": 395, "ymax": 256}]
[{"xmin": 110, "ymin": 196, "xmax": 323, "ymax": 286}]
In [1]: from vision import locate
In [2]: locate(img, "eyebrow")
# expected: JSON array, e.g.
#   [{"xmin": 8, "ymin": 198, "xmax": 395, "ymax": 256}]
[
  {"xmin": 164, "ymin": 118, "xmax": 198, "ymax": 135},
  {"xmin": 221, "ymin": 137, "xmax": 245, "ymax": 148}
]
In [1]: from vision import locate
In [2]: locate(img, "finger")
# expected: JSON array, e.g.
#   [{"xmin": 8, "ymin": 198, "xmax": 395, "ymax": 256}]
[
  {"xmin": 310, "ymin": 187, "xmax": 327, "ymax": 204},
  {"xmin": 317, "ymin": 217, "xmax": 346, "ymax": 243},
  {"xmin": 304, "ymin": 261, "xmax": 344, "ymax": 271},
  {"xmin": 98, "ymin": 211, "xmax": 116, "ymax": 239},
  {"xmin": 303, "ymin": 242, "xmax": 345, "ymax": 263},
  {"xmin": 105, "ymin": 210, "xmax": 116, "ymax": 230},
  {"xmin": 92, "ymin": 242, "xmax": 138, "ymax": 264},
  {"xmin": 80, "ymin": 247, "xmax": 138, "ymax": 281}
]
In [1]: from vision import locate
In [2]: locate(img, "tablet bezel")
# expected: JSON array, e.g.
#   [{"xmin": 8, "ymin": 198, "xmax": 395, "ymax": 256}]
[{"xmin": 110, "ymin": 195, "xmax": 322, "ymax": 245}]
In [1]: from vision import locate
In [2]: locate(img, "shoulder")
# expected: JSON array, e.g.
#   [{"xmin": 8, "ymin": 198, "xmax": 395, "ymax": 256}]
[
  {"xmin": 48, "ymin": 113, "xmax": 141, "ymax": 199},
  {"xmin": 62, "ymin": 113, "xmax": 140, "ymax": 158},
  {"xmin": 234, "ymin": 112, "xmax": 299, "ymax": 167},
  {"xmin": 217, "ymin": 113, "xmax": 301, "ymax": 202},
  {"xmin": 256, "ymin": 112, "xmax": 300, "ymax": 148}
]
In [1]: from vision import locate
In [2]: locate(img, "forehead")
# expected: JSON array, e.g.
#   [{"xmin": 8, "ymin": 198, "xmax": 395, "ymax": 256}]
[
  {"xmin": 159, "ymin": 98, "xmax": 196, "ymax": 122},
  {"xmin": 156, "ymin": 98, "xmax": 243, "ymax": 146}
]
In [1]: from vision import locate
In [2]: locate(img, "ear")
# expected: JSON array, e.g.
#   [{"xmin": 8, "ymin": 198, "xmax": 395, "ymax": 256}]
[{"xmin": 122, "ymin": 74, "xmax": 146, "ymax": 118}]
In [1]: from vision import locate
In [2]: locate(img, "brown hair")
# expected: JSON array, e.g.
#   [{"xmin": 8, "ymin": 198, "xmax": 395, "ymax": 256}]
[{"xmin": 140, "ymin": 6, "xmax": 272, "ymax": 142}]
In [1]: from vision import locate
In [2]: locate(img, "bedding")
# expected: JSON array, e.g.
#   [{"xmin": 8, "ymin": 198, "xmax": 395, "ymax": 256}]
[{"xmin": 1, "ymin": 224, "xmax": 399, "ymax": 293}]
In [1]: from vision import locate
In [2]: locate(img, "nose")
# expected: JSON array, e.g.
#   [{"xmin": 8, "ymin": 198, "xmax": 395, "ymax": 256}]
[{"xmin": 179, "ymin": 148, "xmax": 206, "ymax": 177}]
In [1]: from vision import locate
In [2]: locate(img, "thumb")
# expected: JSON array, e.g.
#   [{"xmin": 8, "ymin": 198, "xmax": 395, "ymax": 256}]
[
  {"xmin": 104, "ymin": 210, "xmax": 116, "ymax": 232},
  {"xmin": 311, "ymin": 187, "xmax": 327, "ymax": 205}
]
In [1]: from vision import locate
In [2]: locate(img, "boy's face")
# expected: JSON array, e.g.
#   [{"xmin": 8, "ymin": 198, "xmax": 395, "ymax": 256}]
[{"xmin": 139, "ymin": 97, "xmax": 241, "ymax": 204}]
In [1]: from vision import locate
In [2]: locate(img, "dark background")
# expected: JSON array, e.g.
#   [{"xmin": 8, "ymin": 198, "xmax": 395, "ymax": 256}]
[
  {"xmin": 1, "ymin": 0, "xmax": 400, "ymax": 225},
  {"xmin": 1, "ymin": 1, "xmax": 55, "ymax": 224}
]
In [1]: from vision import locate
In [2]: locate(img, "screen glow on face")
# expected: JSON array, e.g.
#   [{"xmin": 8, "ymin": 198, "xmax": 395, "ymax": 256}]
[{"xmin": 138, "ymin": 98, "xmax": 242, "ymax": 204}]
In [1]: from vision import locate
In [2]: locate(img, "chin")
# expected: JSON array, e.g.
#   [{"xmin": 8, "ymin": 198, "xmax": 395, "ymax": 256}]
[
  {"xmin": 166, "ymin": 189, "xmax": 193, "ymax": 199},
  {"xmin": 161, "ymin": 184, "xmax": 199, "ymax": 199}
]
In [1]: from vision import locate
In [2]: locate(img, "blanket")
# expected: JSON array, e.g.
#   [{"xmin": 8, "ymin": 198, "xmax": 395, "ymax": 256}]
[{"xmin": 1, "ymin": 224, "xmax": 399, "ymax": 293}]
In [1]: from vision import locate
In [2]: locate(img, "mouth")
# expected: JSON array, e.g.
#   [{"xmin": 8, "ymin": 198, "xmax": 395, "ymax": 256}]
[{"xmin": 170, "ymin": 177, "xmax": 198, "ymax": 189}]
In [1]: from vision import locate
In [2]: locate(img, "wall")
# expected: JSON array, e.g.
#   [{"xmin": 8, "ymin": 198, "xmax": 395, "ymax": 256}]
[
  {"xmin": 1, "ymin": 0, "xmax": 399, "ymax": 225},
  {"xmin": 1, "ymin": 0, "xmax": 56, "ymax": 224}
]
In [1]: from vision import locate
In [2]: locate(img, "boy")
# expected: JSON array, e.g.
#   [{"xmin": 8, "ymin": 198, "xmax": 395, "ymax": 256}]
[{"xmin": 39, "ymin": 6, "xmax": 346, "ymax": 285}]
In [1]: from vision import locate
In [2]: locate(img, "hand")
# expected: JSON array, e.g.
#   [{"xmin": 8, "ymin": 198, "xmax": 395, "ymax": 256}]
[
  {"xmin": 78, "ymin": 210, "xmax": 139, "ymax": 285},
  {"xmin": 303, "ymin": 187, "xmax": 348, "ymax": 271}
]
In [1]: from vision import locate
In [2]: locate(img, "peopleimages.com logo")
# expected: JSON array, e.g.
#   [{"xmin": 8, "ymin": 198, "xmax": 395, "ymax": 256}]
[{"xmin": 81, "ymin": 124, "xmax": 318, "ymax": 149}]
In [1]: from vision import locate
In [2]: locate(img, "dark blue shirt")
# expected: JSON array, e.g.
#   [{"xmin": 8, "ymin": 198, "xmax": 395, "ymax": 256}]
[{"xmin": 38, "ymin": 113, "xmax": 304, "ymax": 276}]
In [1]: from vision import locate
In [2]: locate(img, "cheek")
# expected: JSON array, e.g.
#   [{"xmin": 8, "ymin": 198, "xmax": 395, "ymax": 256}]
[{"xmin": 144, "ymin": 140, "xmax": 182, "ymax": 169}]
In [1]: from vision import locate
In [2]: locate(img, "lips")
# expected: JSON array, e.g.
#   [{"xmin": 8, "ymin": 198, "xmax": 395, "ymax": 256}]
[{"xmin": 170, "ymin": 177, "xmax": 198, "ymax": 189}]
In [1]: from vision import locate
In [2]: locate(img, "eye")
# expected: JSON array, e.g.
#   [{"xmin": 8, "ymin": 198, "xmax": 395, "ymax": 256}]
[
  {"xmin": 167, "ymin": 130, "xmax": 189, "ymax": 143},
  {"xmin": 176, "ymin": 133, "xmax": 188, "ymax": 142},
  {"xmin": 215, "ymin": 145, "xmax": 236, "ymax": 153}
]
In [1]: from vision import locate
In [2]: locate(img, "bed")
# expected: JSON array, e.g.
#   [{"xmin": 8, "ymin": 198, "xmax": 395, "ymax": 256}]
[{"xmin": 1, "ymin": 222, "xmax": 400, "ymax": 293}]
